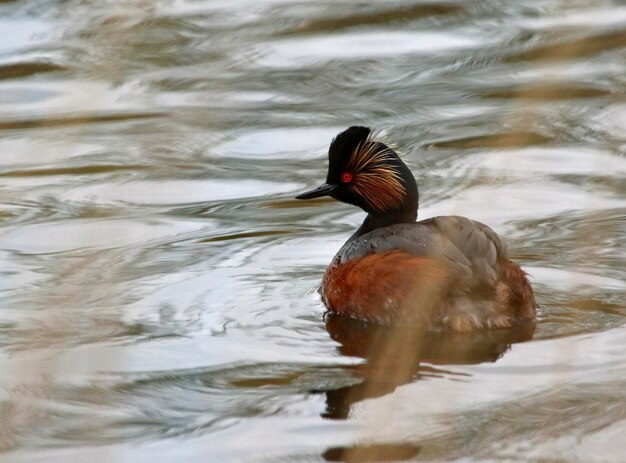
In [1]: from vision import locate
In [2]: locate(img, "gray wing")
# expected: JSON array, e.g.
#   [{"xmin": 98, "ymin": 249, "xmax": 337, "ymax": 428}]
[
  {"xmin": 336, "ymin": 215, "xmax": 508, "ymax": 288},
  {"xmin": 424, "ymin": 215, "xmax": 508, "ymax": 285}
]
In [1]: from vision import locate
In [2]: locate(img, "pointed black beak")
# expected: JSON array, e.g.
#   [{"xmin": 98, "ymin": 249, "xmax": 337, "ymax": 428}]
[{"xmin": 295, "ymin": 183, "xmax": 336, "ymax": 200}]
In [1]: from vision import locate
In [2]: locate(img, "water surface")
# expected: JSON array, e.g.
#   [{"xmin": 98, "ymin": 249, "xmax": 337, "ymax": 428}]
[{"xmin": 1, "ymin": 1, "xmax": 625, "ymax": 462}]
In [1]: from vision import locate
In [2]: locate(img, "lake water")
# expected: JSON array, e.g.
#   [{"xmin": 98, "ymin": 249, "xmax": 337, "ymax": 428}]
[{"xmin": 1, "ymin": 1, "xmax": 625, "ymax": 462}]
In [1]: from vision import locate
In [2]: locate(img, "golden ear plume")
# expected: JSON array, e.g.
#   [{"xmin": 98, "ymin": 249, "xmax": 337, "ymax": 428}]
[{"xmin": 346, "ymin": 132, "xmax": 406, "ymax": 212}]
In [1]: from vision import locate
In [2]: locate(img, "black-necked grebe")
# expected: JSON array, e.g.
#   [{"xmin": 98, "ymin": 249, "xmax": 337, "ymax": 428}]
[{"xmin": 296, "ymin": 126, "xmax": 535, "ymax": 331}]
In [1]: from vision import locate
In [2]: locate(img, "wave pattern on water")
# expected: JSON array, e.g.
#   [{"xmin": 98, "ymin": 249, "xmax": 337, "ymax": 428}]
[{"xmin": 0, "ymin": 0, "xmax": 625, "ymax": 462}]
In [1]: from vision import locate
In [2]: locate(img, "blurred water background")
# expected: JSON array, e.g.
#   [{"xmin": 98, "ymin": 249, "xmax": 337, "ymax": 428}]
[{"xmin": 1, "ymin": 0, "xmax": 625, "ymax": 462}]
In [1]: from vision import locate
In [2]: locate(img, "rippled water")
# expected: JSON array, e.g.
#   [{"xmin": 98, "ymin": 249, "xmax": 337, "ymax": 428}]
[{"xmin": 1, "ymin": 1, "xmax": 625, "ymax": 462}]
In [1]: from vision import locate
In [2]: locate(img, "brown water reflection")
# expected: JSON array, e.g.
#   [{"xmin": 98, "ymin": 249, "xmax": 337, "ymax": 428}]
[
  {"xmin": 319, "ymin": 316, "xmax": 533, "ymax": 461},
  {"xmin": 321, "ymin": 314, "xmax": 534, "ymax": 419}
]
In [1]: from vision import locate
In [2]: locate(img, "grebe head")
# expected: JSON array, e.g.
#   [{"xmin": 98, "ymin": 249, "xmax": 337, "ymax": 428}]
[{"xmin": 296, "ymin": 126, "xmax": 418, "ymax": 221}]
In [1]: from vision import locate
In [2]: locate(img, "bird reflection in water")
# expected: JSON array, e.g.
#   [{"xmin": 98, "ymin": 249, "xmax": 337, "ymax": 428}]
[{"xmin": 319, "ymin": 313, "xmax": 535, "ymax": 462}]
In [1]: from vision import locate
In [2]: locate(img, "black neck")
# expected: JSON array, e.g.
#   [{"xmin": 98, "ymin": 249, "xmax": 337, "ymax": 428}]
[{"xmin": 349, "ymin": 207, "xmax": 417, "ymax": 242}]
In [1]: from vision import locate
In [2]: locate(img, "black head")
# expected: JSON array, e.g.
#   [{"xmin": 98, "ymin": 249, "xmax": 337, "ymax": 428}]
[{"xmin": 296, "ymin": 126, "xmax": 418, "ymax": 221}]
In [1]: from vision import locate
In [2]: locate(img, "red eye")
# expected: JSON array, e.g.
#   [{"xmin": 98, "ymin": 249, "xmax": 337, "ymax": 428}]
[{"xmin": 341, "ymin": 172, "xmax": 353, "ymax": 183}]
